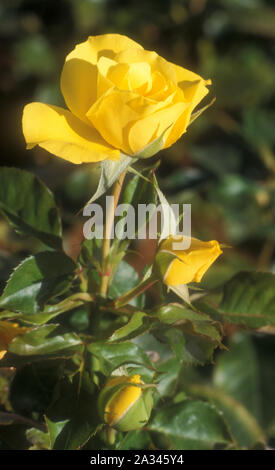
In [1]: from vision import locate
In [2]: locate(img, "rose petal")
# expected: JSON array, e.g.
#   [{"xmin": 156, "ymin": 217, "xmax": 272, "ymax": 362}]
[{"xmin": 23, "ymin": 102, "xmax": 120, "ymax": 164}]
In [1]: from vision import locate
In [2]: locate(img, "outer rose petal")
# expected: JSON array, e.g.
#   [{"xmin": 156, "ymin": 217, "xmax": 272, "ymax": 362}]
[
  {"xmin": 164, "ymin": 79, "xmax": 211, "ymax": 149},
  {"xmin": 22, "ymin": 102, "xmax": 120, "ymax": 164},
  {"xmin": 161, "ymin": 237, "xmax": 222, "ymax": 286},
  {"xmin": 61, "ymin": 34, "xmax": 143, "ymax": 122}
]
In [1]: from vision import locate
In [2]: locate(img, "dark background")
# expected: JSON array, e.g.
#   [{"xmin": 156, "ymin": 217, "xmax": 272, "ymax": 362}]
[{"xmin": 1, "ymin": 0, "xmax": 275, "ymax": 285}]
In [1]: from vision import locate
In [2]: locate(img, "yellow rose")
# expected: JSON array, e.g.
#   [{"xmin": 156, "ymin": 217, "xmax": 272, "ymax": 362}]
[
  {"xmin": 22, "ymin": 34, "xmax": 211, "ymax": 164},
  {"xmin": 157, "ymin": 235, "xmax": 222, "ymax": 286},
  {"xmin": 0, "ymin": 321, "xmax": 27, "ymax": 360}
]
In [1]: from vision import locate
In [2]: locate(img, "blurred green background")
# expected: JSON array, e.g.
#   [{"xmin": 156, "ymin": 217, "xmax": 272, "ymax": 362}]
[{"xmin": 1, "ymin": 0, "xmax": 275, "ymax": 283}]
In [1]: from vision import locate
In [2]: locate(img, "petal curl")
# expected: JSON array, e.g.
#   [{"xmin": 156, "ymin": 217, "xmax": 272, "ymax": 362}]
[
  {"xmin": 22, "ymin": 102, "xmax": 120, "ymax": 164},
  {"xmin": 164, "ymin": 79, "xmax": 210, "ymax": 149}
]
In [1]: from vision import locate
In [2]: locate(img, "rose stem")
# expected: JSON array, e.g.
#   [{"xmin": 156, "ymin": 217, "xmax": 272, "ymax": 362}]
[{"xmin": 99, "ymin": 169, "xmax": 127, "ymax": 297}]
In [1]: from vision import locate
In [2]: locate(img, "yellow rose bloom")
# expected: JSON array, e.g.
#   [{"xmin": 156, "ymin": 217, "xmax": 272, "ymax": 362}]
[
  {"xmin": 22, "ymin": 34, "xmax": 211, "ymax": 164},
  {"xmin": 159, "ymin": 236, "xmax": 223, "ymax": 286},
  {"xmin": 0, "ymin": 321, "xmax": 27, "ymax": 360}
]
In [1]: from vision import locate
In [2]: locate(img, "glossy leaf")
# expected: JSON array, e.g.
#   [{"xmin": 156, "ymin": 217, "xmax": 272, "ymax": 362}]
[
  {"xmin": 46, "ymin": 377, "xmax": 102, "ymax": 450},
  {"xmin": 117, "ymin": 430, "xmax": 152, "ymax": 450},
  {"xmin": 148, "ymin": 400, "xmax": 231, "ymax": 450},
  {"xmin": 190, "ymin": 385, "xmax": 265, "ymax": 449},
  {"xmin": 108, "ymin": 311, "xmax": 152, "ymax": 342},
  {"xmin": 152, "ymin": 303, "xmax": 212, "ymax": 324},
  {"xmin": 8, "ymin": 324, "xmax": 82, "ymax": 356},
  {"xmin": 156, "ymin": 327, "xmax": 218, "ymax": 365},
  {"xmin": 109, "ymin": 260, "xmax": 145, "ymax": 308},
  {"xmin": 45, "ymin": 417, "xmax": 69, "ymax": 449},
  {"xmin": 214, "ymin": 332, "xmax": 261, "ymax": 421},
  {"xmin": 87, "ymin": 341, "xmax": 153, "ymax": 376},
  {"xmin": 20, "ymin": 294, "xmax": 89, "ymax": 325},
  {"xmin": 219, "ymin": 271, "xmax": 275, "ymax": 327},
  {"xmin": 0, "ymin": 167, "xmax": 62, "ymax": 249},
  {"xmin": 0, "ymin": 251, "xmax": 77, "ymax": 314},
  {"xmin": 156, "ymin": 357, "xmax": 182, "ymax": 397}
]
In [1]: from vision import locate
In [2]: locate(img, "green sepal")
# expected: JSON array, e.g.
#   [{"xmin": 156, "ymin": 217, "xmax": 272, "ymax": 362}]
[
  {"xmin": 113, "ymin": 387, "xmax": 154, "ymax": 432},
  {"xmin": 153, "ymin": 250, "xmax": 179, "ymax": 280},
  {"xmin": 134, "ymin": 126, "xmax": 171, "ymax": 159}
]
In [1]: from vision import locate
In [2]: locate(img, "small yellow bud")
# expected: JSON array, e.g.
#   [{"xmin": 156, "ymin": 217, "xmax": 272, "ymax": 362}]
[
  {"xmin": 155, "ymin": 235, "xmax": 222, "ymax": 286},
  {"xmin": 98, "ymin": 374, "xmax": 153, "ymax": 432}
]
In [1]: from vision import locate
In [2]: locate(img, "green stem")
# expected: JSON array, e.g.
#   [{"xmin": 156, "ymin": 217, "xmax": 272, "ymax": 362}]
[
  {"xmin": 99, "ymin": 170, "xmax": 127, "ymax": 297},
  {"xmin": 114, "ymin": 275, "xmax": 159, "ymax": 309}
]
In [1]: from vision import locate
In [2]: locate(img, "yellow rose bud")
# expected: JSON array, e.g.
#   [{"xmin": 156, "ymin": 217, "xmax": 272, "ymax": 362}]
[
  {"xmin": 98, "ymin": 374, "xmax": 153, "ymax": 432},
  {"xmin": 22, "ymin": 34, "xmax": 211, "ymax": 164},
  {"xmin": 0, "ymin": 321, "xmax": 27, "ymax": 360},
  {"xmin": 156, "ymin": 235, "xmax": 223, "ymax": 286}
]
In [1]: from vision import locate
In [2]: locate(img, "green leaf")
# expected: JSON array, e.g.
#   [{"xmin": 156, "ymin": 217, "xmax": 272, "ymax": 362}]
[
  {"xmin": 45, "ymin": 417, "xmax": 69, "ymax": 449},
  {"xmin": 152, "ymin": 303, "xmax": 222, "ymax": 364},
  {"xmin": 0, "ymin": 251, "xmax": 77, "ymax": 314},
  {"xmin": 113, "ymin": 168, "xmax": 157, "ymax": 244},
  {"xmin": 152, "ymin": 303, "xmax": 212, "ymax": 324},
  {"xmin": 218, "ymin": 271, "xmax": 275, "ymax": 327},
  {"xmin": 117, "ymin": 430, "xmax": 152, "ymax": 450},
  {"xmin": 189, "ymin": 385, "xmax": 266, "ymax": 449},
  {"xmin": 0, "ymin": 311, "xmax": 21, "ymax": 320},
  {"xmin": 156, "ymin": 357, "xmax": 182, "ymax": 397},
  {"xmin": 20, "ymin": 294, "xmax": 90, "ymax": 325},
  {"xmin": 108, "ymin": 311, "xmax": 152, "ymax": 342},
  {"xmin": 0, "ymin": 167, "xmax": 62, "ymax": 249},
  {"xmin": 155, "ymin": 327, "xmax": 218, "ymax": 365},
  {"xmin": 87, "ymin": 341, "xmax": 153, "ymax": 376},
  {"xmin": 8, "ymin": 324, "xmax": 82, "ymax": 356},
  {"xmin": 214, "ymin": 332, "xmax": 261, "ymax": 421},
  {"xmin": 148, "ymin": 400, "xmax": 231, "ymax": 450},
  {"xmin": 46, "ymin": 377, "xmax": 102, "ymax": 450},
  {"xmin": 109, "ymin": 260, "xmax": 145, "ymax": 308}
]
